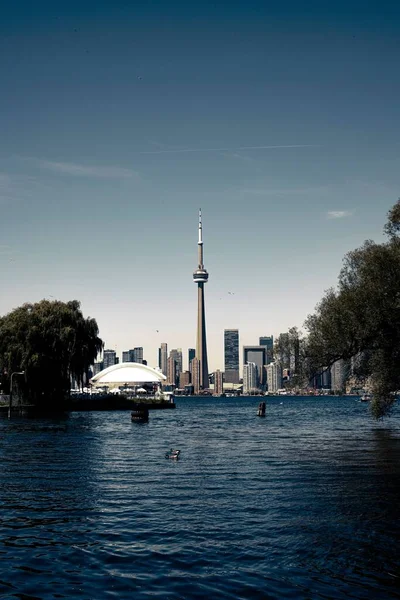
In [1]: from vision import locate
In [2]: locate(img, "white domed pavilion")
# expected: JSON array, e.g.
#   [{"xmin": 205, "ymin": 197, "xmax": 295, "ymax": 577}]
[{"xmin": 90, "ymin": 362, "xmax": 166, "ymax": 389}]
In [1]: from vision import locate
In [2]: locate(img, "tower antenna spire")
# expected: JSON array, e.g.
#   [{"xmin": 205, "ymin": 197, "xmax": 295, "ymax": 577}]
[{"xmin": 198, "ymin": 208, "xmax": 203, "ymax": 244}]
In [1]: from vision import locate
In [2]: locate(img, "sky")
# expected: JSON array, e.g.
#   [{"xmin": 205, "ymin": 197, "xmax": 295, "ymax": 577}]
[{"xmin": 1, "ymin": 0, "xmax": 399, "ymax": 372}]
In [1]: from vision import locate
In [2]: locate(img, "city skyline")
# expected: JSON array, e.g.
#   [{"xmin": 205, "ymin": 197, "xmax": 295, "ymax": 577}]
[{"xmin": 1, "ymin": 1, "xmax": 399, "ymax": 373}]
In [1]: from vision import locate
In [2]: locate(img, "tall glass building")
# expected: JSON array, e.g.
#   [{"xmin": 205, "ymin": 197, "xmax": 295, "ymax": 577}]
[
  {"xmin": 224, "ymin": 329, "xmax": 239, "ymax": 383},
  {"xmin": 259, "ymin": 336, "xmax": 274, "ymax": 364}
]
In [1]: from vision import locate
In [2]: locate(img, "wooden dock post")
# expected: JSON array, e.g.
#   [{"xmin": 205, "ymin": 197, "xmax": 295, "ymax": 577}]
[
  {"xmin": 257, "ymin": 401, "xmax": 266, "ymax": 417},
  {"xmin": 131, "ymin": 404, "xmax": 149, "ymax": 422}
]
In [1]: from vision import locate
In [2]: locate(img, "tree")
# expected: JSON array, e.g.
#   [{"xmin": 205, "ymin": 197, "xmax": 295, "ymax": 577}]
[
  {"xmin": 274, "ymin": 327, "xmax": 308, "ymax": 390},
  {"xmin": 304, "ymin": 199, "xmax": 400, "ymax": 417},
  {"xmin": 0, "ymin": 299, "xmax": 103, "ymax": 408}
]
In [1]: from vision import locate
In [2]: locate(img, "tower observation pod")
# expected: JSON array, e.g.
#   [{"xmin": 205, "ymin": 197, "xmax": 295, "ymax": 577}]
[{"xmin": 193, "ymin": 209, "xmax": 209, "ymax": 390}]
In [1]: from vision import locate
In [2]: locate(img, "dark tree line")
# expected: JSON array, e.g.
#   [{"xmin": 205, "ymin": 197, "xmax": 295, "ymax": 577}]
[
  {"xmin": 0, "ymin": 299, "xmax": 103, "ymax": 407},
  {"xmin": 280, "ymin": 200, "xmax": 400, "ymax": 418}
]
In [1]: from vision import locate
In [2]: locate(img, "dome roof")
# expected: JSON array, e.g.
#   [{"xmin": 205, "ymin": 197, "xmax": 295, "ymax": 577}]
[{"xmin": 91, "ymin": 362, "xmax": 166, "ymax": 387}]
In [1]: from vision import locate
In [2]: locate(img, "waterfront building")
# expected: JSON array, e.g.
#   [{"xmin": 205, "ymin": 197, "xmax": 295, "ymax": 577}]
[
  {"xmin": 266, "ymin": 362, "xmax": 282, "ymax": 393},
  {"xmin": 103, "ymin": 349, "xmax": 117, "ymax": 370},
  {"xmin": 191, "ymin": 357, "xmax": 201, "ymax": 395},
  {"xmin": 214, "ymin": 369, "xmax": 224, "ymax": 395},
  {"xmin": 224, "ymin": 329, "xmax": 239, "ymax": 383},
  {"xmin": 188, "ymin": 348, "xmax": 195, "ymax": 375},
  {"xmin": 193, "ymin": 209, "xmax": 209, "ymax": 390},
  {"xmin": 167, "ymin": 356, "xmax": 177, "ymax": 387},
  {"xmin": 179, "ymin": 371, "xmax": 191, "ymax": 389},
  {"xmin": 91, "ymin": 362, "xmax": 166, "ymax": 390},
  {"xmin": 259, "ymin": 336, "xmax": 274, "ymax": 365},
  {"xmin": 160, "ymin": 343, "xmax": 168, "ymax": 376},
  {"xmin": 243, "ymin": 362, "xmax": 257, "ymax": 394},
  {"xmin": 243, "ymin": 346, "xmax": 267, "ymax": 388}
]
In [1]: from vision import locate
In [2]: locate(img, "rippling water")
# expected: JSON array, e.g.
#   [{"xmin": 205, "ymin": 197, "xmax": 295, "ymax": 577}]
[{"xmin": 0, "ymin": 396, "xmax": 399, "ymax": 599}]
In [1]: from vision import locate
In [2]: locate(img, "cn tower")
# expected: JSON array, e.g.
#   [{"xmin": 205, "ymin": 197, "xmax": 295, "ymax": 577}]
[{"xmin": 193, "ymin": 209, "xmax": 209, "ymax": 389}]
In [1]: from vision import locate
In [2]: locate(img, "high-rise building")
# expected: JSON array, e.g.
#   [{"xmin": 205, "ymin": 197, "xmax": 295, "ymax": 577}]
[
  {"xmin": 331, "ymin": 359, "xmax": 348, "ymax": 392},
  {"xmin": 179, "ymin": 371, "xmax": 191, "ymax": 389},
  {"xmin": 191, "ymin": 357, "xmax": 201, "ymax": 395},
  {"xmin": 243, "ymin": 346, "xmax": 267, "ymax": 388},
  {"xmin": 160, "ymin": 343, "xmax": 168, "ymax": 376},
  {"xmin": 214, "ymin": 369, "xmax": 224, "ymax": 395},
  {"xmin": 224, "ymin": 329, "xmax": 239, "ymax": 383},
  {"xmin": 167, "ymin": 356, "xmax": 177, "ymax": 387},
  {"xmin": 122, "ymin": 350, "xmax": 131, "ymax": 363},
  {"xmin": 259, "ymin": 336, "xmax": 274, "ymax": 365},
  {"xmin": 158, "ymin": 347, "xmax": 162, "ymax": 370},
  {"xmin": 266, "ymin": 362, "xmax": 282, "ymax": 393},
  {"xmin": 193, "ymin": 209, "xmax": 209, "ymax": 389},
  {"xmin": 103, "ymin": 349, "xmax": 116, "ymax": 369},
  {"xmin": 188, "ymin": 348, "xmax": 195, "ymax": 377},
  {"xmin": 133, "ymin": 347, "xmax": 143, "ymax": 364},
  {"xmin": 93, "ymin": 361, "xmax": 104, "ymax": 375},
  {"xmin": 122, "ymin": 349, "xmax": 136, "ymax": 363},
  {"xmin": 169, "ymin": 348, "xmax": 182, "ymax": 378},
  {"xmin": 243, "ymin": 362, "xmax": 257, "ymax": 394}
]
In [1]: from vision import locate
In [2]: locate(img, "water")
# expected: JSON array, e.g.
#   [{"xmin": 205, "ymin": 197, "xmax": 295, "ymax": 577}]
[{"xmin": 0, "ymin": 396, "xmax": 399, "ymax": 599}]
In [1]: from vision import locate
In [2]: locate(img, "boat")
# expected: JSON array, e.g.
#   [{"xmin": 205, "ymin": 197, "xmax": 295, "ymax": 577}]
[
  {"xmin": 360, "ymin": 394, "xmax": 371, "ymax": 402},
  {"xmin": 165, "ymin": 449, "xmax": 180, "ymax": 459}
]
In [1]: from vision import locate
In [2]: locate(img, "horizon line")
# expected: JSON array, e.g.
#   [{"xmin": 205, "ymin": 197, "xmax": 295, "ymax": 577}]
[{"xmin": 139, "ymin": 144, "xmax": 318, "ymax": 155}]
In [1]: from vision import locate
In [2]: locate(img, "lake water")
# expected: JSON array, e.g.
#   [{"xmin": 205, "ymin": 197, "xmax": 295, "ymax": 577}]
[{"xmin": 0, "ymin": 396, "xmax": 399, "ymax": 599}]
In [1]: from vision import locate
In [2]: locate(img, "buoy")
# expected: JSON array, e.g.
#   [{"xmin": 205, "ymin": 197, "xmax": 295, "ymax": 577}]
[{"xmin": 131, "ymin": 405, "xmax": 149, "ymax": 422}]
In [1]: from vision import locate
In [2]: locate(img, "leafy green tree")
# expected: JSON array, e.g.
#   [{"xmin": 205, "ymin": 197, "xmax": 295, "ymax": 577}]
[
  {"xmin": 0, "ymin": 299, "xmax": 103, "ymax": 408},
  {"xmin": 304, "ymin": 199, "xmax": 400, "ymax": 417}
]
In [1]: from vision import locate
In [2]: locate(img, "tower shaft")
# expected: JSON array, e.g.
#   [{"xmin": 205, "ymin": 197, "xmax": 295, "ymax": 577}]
[
  {"xmin": 193, "ymin": 209, "xmax": 209, "ymax": 390},
  {"xmin": 196, "ymin": 283, "xmax": 209, "ymax": 388}
]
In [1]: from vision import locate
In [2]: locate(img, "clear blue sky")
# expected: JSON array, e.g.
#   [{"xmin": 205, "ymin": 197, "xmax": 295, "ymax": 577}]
[{"xmin": 1, "ymin": 0, "xmax": 399, "ymax": 371}]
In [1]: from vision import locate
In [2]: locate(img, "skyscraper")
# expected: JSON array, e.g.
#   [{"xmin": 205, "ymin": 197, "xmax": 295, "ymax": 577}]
[
  {"xmin": 214, "ymin": 369, "xmax": 224, "ymax": 395},
  {"xmin": 133, "ymin": 347, "xmax": 143, "ymax": 364},
  {"xmin": 224, "ymin": 329, "xmax": 239, "ymax": 383},
  {"xmin": 191, "ymin": 357, "xmax": 201, "ymax": 395},
  {"xmin": 243, "ymin": 346, "xmax": 267, "ymax": 389},
  {"xmin": 243, "ymin": 362, "xmax": 257, "ymax": 394},
  {"xmin": 103, "ymin": 349, "xmax": 116, "ymax": 369},
  {"xmin": 193, "ymin": 209, "xmax": 209, "ymax": 389},
  {"xmin": 169, "ymin": 348, "xmax": 183, "ymax": 377},
  {"xmin": 167, "ymin": 356, "xmax": 177, "ymax": 387},
  {"xmin": 188, "ymin": 348, "xmax": 195, "ymax": 374},
  {"xmin": 266, "ymin": 362, "xmax": 283, "ymax": 393},
  {"xmin": 259, "ymin": 336, "xmax": 274, "ymax": 364},
  {"xmin": 160, "ymin": 343, "xmax": 168, "ymax": 376}
]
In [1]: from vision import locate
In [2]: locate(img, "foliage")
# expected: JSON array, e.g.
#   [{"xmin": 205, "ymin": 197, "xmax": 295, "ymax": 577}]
[
  {"xmin": 273, "ymin": 327, "xmax": 308, "ymax": 390},
  {"xmin": 0, "ymin": 299, "xmax": 103, "ymax": 407},
  {"xmin": 304, "ymin": 199, "xmax": 400, "ymax": 417}
]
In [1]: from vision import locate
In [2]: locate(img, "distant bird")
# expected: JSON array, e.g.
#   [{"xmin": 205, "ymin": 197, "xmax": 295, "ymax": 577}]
[
  {"xmin": 137, "ymin": 76, "xmax": 143, "ymax": 80},
  {"xmin": 156, "ymin": 329, "xmax": 159, "ymax": 333}
]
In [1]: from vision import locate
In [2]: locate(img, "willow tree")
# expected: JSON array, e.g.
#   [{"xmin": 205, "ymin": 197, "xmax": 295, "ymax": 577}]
[
  {"xmin": 304, "ymin": 200, "xmax": 400, "ymax": 418},
  {"xmin": 0, "ymin": 299, "xmax": 103, "ymax": 407}
]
